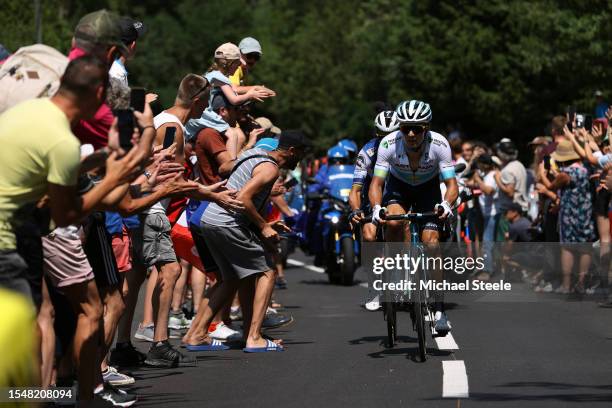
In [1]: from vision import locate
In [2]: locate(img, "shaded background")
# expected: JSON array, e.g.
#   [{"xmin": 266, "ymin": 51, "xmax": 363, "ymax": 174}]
[{"xmin": 2, "ymin": 0, "xmax": 611, "ymax": 153}]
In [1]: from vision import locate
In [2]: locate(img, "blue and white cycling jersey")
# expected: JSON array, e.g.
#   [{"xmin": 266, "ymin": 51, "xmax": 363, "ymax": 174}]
[
  {"xmin": 352, "ymin": 137, "xmax": 381, "ymax": 201},
  {"xmin": 373, "ymin": 130, "xmax": 455, "ymax": 185}
]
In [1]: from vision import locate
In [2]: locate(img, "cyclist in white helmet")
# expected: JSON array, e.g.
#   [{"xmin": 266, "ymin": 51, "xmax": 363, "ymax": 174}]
[
  {"xmin": 368, "ymin": 100, "xmax": 458, "ymax": 335},
  {"xmin": 349, "ymin": 110, "xmax": 399, "ymax": 311}
]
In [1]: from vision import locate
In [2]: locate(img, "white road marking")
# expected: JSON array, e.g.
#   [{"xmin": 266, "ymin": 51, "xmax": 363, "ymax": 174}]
[
  {"xmin": 287, "ymin": 259, "xmax": 325, "ymax": 274},
  {"xmin": 434, "ymin": 333, "xmax": 459, "ymax": 350},
  {"xmin": 442, "ymin": 360, "xmax": 469, "ymax": 398}
]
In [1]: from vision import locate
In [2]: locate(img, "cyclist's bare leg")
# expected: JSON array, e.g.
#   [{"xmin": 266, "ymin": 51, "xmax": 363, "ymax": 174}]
[
  {"xmin": 362, "ymin": 223, "xmax": 377, "ymax": 242},
  {"xmin": 385, "ymin": 203, "xmax": 408, "ymax": 242}
]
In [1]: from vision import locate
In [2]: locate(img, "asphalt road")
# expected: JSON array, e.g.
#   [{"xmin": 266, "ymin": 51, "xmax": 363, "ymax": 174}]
[{"xmin": 125, "ymin": 251, "xmax": 612, "ymax": 408}]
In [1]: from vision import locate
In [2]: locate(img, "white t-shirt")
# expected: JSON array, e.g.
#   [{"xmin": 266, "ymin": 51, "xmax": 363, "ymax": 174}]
[
  {"xmin": 109, "ymin": 59, "xmax": 128, "ymax": 88},
  {"xmin": 478, "ymin": 171, "xmax": 499, "ymax": 217},
  {"xmin": 145, "ymin": 112, "xmax": 186, "ymax": 215},
  {"xmin": 498, "ymin": 160, "xmax": 528, "ymax": 211}
]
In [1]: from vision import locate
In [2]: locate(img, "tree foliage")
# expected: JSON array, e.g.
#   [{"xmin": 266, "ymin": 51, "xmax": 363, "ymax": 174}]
[{"xmin": 1, "ymin": 0, "xmax": 611, "ymax": 150}]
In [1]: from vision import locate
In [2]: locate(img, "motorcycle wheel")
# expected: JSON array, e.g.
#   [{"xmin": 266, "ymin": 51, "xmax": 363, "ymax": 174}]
[{"xmin": 339, "ymin": 236, "xmax": 355, "ymax": 286}]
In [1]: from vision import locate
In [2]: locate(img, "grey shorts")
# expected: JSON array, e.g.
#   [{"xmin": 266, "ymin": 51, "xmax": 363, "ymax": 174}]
[
  {"xmin": 200, "ymin": 223, "xmax": 274, "ymax": 281},
  {"xmin": 132, "ymin": 212, "xmax": 177, "ymax": 268}
]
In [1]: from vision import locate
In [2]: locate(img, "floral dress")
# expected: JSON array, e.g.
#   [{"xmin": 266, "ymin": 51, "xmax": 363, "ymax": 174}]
[{"xmin": 558, "ymin": 163, "xmax": 596, "ymax": 243}]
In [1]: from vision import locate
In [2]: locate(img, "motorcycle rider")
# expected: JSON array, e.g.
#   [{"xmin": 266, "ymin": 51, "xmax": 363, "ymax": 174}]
[{"xmin": 307, "ymin": 146, "xmax": 350, "ymax": 264}]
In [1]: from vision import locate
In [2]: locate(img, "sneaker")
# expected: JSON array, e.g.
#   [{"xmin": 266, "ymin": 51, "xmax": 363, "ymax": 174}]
[
  {"xmin": 534, "ymin": 281, "xmax": 553, "ymax": 293},
  {"xmin": 364, "ymin": 294, "xmax": 381, "ymax": 311},
  {"xmin": 95, "ymin": 383, "xmax": 137, "ymax": 407},
  {"xmin": 262, "ymin": 314, "xmax": 294, "ymax": 329},
  {"xmin": 110, "ymin": 342, "xmax": 146, "ymax": 367},
  {"xmin": 102, "ymin": 366, "xmax": 135, "ymax": 387},
  {"xmin": 433, "ymin": 311, "xmax": 451, "ymax": 336},
  {"xmin": 598, "ymin": 294, "xmax": 612, "ymax": 308},
  {"xmin": 208, "ymin": 322, "xmax": 243, "ymax": 341},
  {"xmin": 266, "ymin": 306, "xmax": 278, "ymax": 315},
  {"xmin": 168, "ymin": 311, "xmax": 191, "ymax": 330},
  {"xmin": 144, "ymin": 341, "xmax": 180, "ymax": 368},
  {"xmin": 169, "ymin": 328, "xmax": 183, "ymax": 339},
  {"xmin": 134, "ymin": 323, "xmax": 154, "ymax": 342},
  {"xmin": 275, "ymin": 276, "xmax": 288, "ymax": 289},
  {"xmin": 230, "ymin": 306, "xmax": 243, "ymax": 321},
  {"xmin": 554, "ymin": 286, "xmax": 571, "ymax": 294}
]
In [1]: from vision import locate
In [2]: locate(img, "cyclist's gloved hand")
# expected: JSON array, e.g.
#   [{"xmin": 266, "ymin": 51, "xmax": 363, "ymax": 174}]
[
  {"xmin": 435, "ymin": 201, "xmax": 453, "ymax": 219},
  {"xmin": 349, "ymin": 209, "xmax": 364, "ymax": 226},
  {"xmin": 372, "ymin": 205, "xmax": 385, "ymax": 225}
]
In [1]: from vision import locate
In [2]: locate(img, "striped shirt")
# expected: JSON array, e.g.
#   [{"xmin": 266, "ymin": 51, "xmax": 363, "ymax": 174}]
[{"xmin": 201, "ymin": 148, "xmax": 278, "ymax": 227}]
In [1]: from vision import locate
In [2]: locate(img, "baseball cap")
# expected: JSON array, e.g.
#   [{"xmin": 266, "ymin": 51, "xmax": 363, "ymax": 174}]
[
  {"xmin": 214, "ymin": 43, "xmax": 240, "ymax": 60},
  {"xmin": 255, "ymin": 117, "xmax": 281, "ymax": 135},
  {"xmin": 74, "ymin": 9, "xmax": 130, "ymax": 56},
  {"xmin": 239, "ymin": 37, "xmax": 262, "ymax": 55},
  {"xmin": 278, "ymin": 130, "xmax": 312, "ymax": 150},
  {"xmin": 119, "ymin": 17, "xmax": 147, "ymax": 45},
  {"xmin": 255, "ymin": 137, "xmax": 279, "ymax": 151}
]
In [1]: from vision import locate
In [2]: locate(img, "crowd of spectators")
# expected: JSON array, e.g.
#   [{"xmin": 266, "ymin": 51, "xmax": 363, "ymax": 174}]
[
  {"xmin": 0, "ymin": 9, "xmax": 304, "ymax": 406},
  {"xmin": 452, "ymin": 99, "xmax": 612, "ymax": 304}
]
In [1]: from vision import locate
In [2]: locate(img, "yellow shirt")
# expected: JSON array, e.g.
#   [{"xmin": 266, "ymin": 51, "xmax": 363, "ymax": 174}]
[
  {"xmin": 0, "ymin": 288, "xmax": 36, "ymax": 389},
  {"xmin": 229, "ymin": 65, "xmax": 245, "ymax": 87},
  {"xmin": 0, "ymin": 98, "xmax": 80, "ymax": 250}
]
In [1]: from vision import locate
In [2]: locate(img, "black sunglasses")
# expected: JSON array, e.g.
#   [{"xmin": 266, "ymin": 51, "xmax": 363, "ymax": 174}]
[
  {"xmin": 400, "ymin": 124, "xmax": 427, "ymax": 134},
  {"xmin": 245, "ymin": 52, "xmax": 261, "ymax": 61}
]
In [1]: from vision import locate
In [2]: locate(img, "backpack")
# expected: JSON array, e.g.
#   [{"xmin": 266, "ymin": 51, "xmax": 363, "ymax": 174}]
[{"xmin": 0, "ymin": 44, "xmax": 68, "ymax": 114}]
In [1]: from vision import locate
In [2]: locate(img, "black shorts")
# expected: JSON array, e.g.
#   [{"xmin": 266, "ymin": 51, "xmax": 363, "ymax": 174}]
[
  {"xmin": 83, "ymin": 213, "xmax": 121, "ymax": 289},
  {"xmin": 382, "ymin": 175, "xmax": 442, "ymax": 232},
  {"xmin": 593, "ymin": 188, "xmax": 611, "ymax": 217}
]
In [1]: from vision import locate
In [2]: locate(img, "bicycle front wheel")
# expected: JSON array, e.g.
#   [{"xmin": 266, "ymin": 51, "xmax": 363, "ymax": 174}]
[{"xmin": 412, "ymin": 259, "xmax": 427, "ymax": 362}]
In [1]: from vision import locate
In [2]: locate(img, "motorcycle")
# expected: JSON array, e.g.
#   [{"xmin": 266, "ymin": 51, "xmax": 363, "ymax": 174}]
[{"xmin": 307, "ymin": 164, "xmax": 359, "ymax": 285}]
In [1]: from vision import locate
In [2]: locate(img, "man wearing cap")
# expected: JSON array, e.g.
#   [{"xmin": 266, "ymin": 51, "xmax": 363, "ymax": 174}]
[
  {"xmin": 108, "ymin": 16, "xmax": 147, "ymax": 88},
  {"xmin": 183, "ymin": 130, "xmax": 310, "ymax": 352},
  {"xmin": 70, "ymin": 9, "xmax": 130, "ymax": 150}
]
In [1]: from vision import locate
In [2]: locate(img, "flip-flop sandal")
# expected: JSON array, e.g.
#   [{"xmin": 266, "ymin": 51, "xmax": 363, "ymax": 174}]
[
  {"xmin": 185, "ymin": 339, "xmax": 230, "ymax": 351},
  {"xmin": 243, "ymin": 339, "xmax": 285, "ymax": 353}
]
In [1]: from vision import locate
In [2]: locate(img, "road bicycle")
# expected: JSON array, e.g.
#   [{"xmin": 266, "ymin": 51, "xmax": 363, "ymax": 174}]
[{"xmin": 362, "ymin": 210, "xmax": 440, "ymax": 362}]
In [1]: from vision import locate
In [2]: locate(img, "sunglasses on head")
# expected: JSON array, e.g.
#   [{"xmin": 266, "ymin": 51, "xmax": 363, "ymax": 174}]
[
  {"xmin": 400, "ymin": 124, "xmax": 427, "ymax": 134},
  {"xmin": 245, "ymin": 52, "xmax": 261, "ymax": 61}
]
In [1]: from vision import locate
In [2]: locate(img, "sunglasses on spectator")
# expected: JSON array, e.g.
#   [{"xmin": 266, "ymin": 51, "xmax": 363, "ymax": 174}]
[
  {"xmin": 245, "ymin": 52, "xmax": 261, "ymax": 61},
  {"xmin": 400, "ymin": 124, "xmax": 427, "ymax": 134}
]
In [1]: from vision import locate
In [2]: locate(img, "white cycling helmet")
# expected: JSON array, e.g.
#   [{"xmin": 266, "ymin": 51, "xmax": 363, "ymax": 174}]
[
  {"xmin": 395, "ymin": 100, "xmax": 432, "ymax": 124},
  {"xmin": 374, "ymin": 111, "xmax": 400, "ymax": 134}
]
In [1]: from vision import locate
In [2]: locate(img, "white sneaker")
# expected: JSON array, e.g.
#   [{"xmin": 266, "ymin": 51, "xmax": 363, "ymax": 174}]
[
  {"xmin": 208, "ymin": 323, "xmax": 243, "ymax": 341},
  {"xmin": 134, "ymin": 324, "xmax": 154, "ymax": 342},
  {"xmin": 365, "ymin": 294, "xmax": 381, "ymax": 311},
  {"xmin": 266, "ymin": 307, "xmax": 278, "ymax": 315},
  {"xmin": 168, "ymin": 313, "xmax": 191, "ymax": 330}
]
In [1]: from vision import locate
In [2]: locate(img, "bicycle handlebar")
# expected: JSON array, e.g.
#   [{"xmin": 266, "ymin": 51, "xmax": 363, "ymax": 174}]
[{"xmin": 359, "ymin": 209, "xmax": 441, "ymax": 224}]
